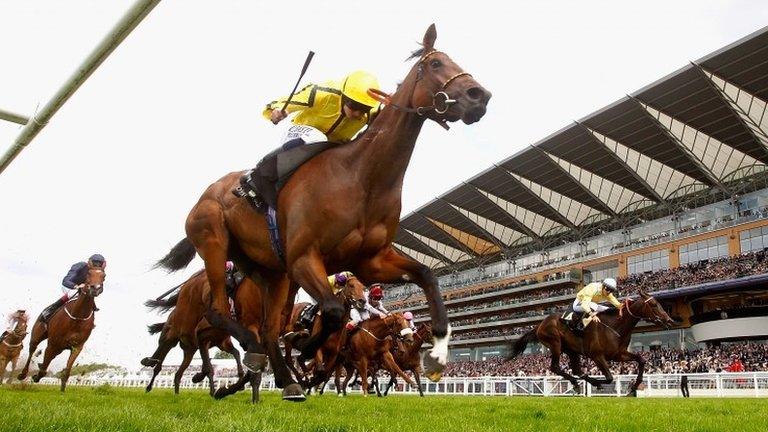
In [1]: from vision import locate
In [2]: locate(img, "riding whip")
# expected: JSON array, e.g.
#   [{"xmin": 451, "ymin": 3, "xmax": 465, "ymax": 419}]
[{"xmin": 274, "ymin": 50, "xmax": 315, "ymax": 124}]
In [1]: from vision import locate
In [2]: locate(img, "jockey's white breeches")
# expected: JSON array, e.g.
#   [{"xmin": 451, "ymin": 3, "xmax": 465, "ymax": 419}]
[
  {"xmin": 349, "ymin": 308, "xmax": 371, "ymax": 325},
  {"xmin": 279, "ymin": 124, "xmax": 327, "ymax": 146},
  {"xmin": 573, "ymin": 299, "xmax": 608, "ymax": 314},
  {"xmin": 61, "ymin": 285, "xmax": 78, "ymax": 300}
]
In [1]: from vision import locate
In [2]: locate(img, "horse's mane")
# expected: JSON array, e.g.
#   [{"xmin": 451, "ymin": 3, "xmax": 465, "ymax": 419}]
[{"xmin": 407, "ymin": 46, "xmax": 426, "ymax": 61}]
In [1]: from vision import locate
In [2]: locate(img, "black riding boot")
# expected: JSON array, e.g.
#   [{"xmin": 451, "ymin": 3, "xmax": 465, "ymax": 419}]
[
  {"xmin": 0, "ymin": 331, "xmax": 8, "ymax": 343},
  {"xmin": 40, "ymin": 298, "xmax": 66, "ymax": 323},
  {"xmin": 570, "ymin": 313, "xmax": 584, "ymax": 332}
]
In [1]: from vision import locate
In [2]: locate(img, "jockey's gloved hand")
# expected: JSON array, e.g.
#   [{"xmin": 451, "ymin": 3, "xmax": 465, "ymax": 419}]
[{"xmin": 345, "ymin": 322, "xmax": 356, "ymax": 331}]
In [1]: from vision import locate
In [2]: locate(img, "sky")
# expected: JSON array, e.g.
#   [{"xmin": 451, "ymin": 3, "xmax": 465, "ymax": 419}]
[{"xmin": 1, "ymin": 0, "xmax": 767, "ymax": 370}]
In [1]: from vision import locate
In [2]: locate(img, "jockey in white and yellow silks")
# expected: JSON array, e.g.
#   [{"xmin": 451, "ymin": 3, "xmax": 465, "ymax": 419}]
[
  {"xmin": 264, "ymin": 70, "xmax": 382, "ymax": 146},
  {"xmin": 572, "ymin": 278, "xmax": 621, "ymax": 324}
]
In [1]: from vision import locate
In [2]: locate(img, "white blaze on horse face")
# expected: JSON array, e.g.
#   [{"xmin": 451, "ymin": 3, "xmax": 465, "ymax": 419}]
[
  {"xmin": 428, "ymin": 324, "xmax": 452, "ymax": 365},
  {"xmin": 400, "ymin": 328, "xmax": 413, "ymax": 337}
]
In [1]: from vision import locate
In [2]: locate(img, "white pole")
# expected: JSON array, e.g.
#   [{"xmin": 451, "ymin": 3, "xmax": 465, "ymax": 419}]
[
  {"xmin": 0, "ymin": 107, "xmax": 29, "ymax": 126},
  {"xmin": 0, "ymin": 0, "xmax": 162, "ymax": 175}
]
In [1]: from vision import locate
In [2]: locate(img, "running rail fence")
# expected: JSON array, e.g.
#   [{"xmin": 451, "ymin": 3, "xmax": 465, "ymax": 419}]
[{"xmin": 38, "ymin": 372, "xmax": 768, "ymax": 397}]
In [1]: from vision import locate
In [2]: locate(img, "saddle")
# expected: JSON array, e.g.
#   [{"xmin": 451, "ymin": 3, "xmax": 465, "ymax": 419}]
[
  {"xmin": 561, "ymin": 305, "xmax": 585, "ymax": 333},
  {"xmin": 234, "ymin": 139, "xmax": 340, "ymax": 212}
]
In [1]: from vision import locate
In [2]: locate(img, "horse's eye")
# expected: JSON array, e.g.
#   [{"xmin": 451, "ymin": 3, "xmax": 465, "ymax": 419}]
[{"xmin": 430, "ymin": 59, "xmax": 442, "ymax": 69}]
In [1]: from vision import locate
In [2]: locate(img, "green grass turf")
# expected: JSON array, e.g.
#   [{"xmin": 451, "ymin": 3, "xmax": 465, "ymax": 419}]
[{"xmin": 0, "ymin": 384, "xmax": 766, "ymax": 432}]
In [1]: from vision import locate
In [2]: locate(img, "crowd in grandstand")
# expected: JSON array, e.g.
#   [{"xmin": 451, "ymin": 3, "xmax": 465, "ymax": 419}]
[
  {"xmin": 620, "ymin": 250, "xmax": 768, "ymax": 295},
  {"xmin": 443, "ymin": 342, "xmax": 768, "ymax": 377}
]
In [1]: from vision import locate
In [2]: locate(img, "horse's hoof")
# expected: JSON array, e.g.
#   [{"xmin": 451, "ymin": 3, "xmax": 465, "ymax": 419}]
[
  {"xmin": 213, "ymin": 387, "xmax": 228, "ymax": 400},
  {"xmin": 243, "ymin": 352, "xmax": 268, "ymax": 373},
  {"xmin": 17, "ymin": 373, "xmax": 26, "ymax": 380},
  {"xmin": 140, "ymin": 357, "xmax": 158, "ymax": 367},
  {"xmin": 282, "ymin": 383, "xmax": 306, "ymax": 402},
  {"xmin": 423, "ymin": 353, "xmax": 444, "ymax": 382},
  {"xmin": 31, "ymin": 375, "xmax": 41, "ymax": 383},
  {"xmin": 191, "ymin": 372, "xmax": 206, "ymax": 383}
]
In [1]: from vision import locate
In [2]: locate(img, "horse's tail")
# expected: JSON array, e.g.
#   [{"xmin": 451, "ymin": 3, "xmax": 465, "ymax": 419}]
[
  {"xmin": 154, "ymin": 237, "xmax": 196, "ymax": 272},
  {"xmin": 147, "ymin": 322, "xmax": 166, "ymax": 335},
  {"xmin": 507, "ymin": 329, "xmax": 538, "ymax": 361},
  {"xmin": 144, "ymin": 291, "xmax": 180, "ymax": 313}
]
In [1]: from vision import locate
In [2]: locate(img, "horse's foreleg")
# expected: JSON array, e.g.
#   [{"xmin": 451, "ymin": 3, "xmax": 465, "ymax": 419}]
[
  {"xmin": 617, "ymin": 350, "xmax": 645, "ymax": 395},
  {"xmin": 18, "ymin": 332, "xmax": 42, "ymax": 380},
  {"xmin": 358, "ymin": 358, "xmax": 369, "ymax": 397},
  {"xmin": 357, "ymin": 249, "xmax": 449, "ymax": 381},
  {"xmin": 9, "ymin": 357, "xmax": 19, "ymax": 384},
  {"xmin": 60, "ymin": 345, "xmax": 83, "ymax": 392},
  {"xmin": 0, "ymin": 358, "xmax": 7, "ymax": 384},
  {"xmin": 381, "ymin": 352, "xmax": 416, "ymax": 388},
  {"xmin": 213, "ymin": 371, "xmax": 251, "ymax": 400},
  {"xmin": 384, "ymin": 375, "xmax": 396, "ymax": 396},
  {"xmin": 226, "ymin": 343, "xmax": 244, "ymax": 379},
  {"xmin": 289, "ymin": 255, "xmax": 342, "ymax": 359},
  {"xmin": 250, "ymin": 371, "xmax": 262, "ymax": 404},
  {"xmin": 414, "ymin": 369, "xmax": 424, "ymax": 397}
]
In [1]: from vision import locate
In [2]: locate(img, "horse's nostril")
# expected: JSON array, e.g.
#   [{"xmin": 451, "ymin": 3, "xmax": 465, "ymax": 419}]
[{"xmin": 466, "ymin": 87, "xmax": 484, "ymax": 101}]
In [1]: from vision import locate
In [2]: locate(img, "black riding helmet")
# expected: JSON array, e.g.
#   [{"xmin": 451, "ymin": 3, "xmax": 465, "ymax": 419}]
[{"xmin": 89, "ymin": 253, "xmax": 106, "ymax": 267}]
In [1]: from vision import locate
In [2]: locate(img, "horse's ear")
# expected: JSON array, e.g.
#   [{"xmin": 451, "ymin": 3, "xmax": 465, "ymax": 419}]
[{"xmin": 423, "ymin": 24, "xmax": 437, "ymax": 51}]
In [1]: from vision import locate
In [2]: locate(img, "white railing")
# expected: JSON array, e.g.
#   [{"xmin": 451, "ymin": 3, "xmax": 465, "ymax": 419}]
[{"xmin": 37, "ymin": 372, "xmax": 768, "ymax": 398}]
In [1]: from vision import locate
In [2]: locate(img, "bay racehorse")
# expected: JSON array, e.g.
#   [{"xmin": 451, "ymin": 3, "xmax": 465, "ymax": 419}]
[
  {"xmin": 338, "ymin": 313, "xmax": 415, "ymax": 396},
  {"xmin": 142, "ymin": 270, "xmax": 245, "ymax": 395},
  {"xmin": 18, "ymin": 266, "xmax": 104, "ymax": 391},
  {"xmin": 0, "ymin": 319, "xmax": 28, "ymax": 384},
  {"xmin": 382, "ymin": 323, "xmax": 431, "ymax": 396},
  {"xmin": 155, "ymin": 24, "xmax": 491, "ymax": 401},
  {"xmin": 508, "ymin": 290, "xmax": 674, "ymax": 395},
  {"xmin": 283, "ymin": 275, "xmax": 366, "ymax": 386}
]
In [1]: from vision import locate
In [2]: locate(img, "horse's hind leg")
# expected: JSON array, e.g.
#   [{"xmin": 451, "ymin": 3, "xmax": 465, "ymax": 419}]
[
  {"xmin": 60, "ymin": 345, "xmax": 83, "ymax": 392},
  {"xmin": 589, "ymin": 354, "xmax": 615, "ymax": 387},
  {"xmin": 541, "ymin": 340, "xmax": 580, "ymax": 389},
  {"xmin": 145, "ymin": 333, "xmax": 177, "ymax": 392},
  {"xmin": 259, "ymin": 271, "xmax": 304, "ymax": 401},
  {"xmin": 32, "ymin": 345, "xmax": 61, "ymax": 382},
  {"xmin": 174, "ymin": 345, "xmax": 195, "ymax": 394},
  {"xmin": 188, "ymin": 214, "xmax": 265, "ymax": 370},
  {"xmin": 195, "ymin": 343, "xmax": 215, "ymax": 396},
  {"xmin": 565, "ymin": 352, "xmax": 585, "ymax": 394}
]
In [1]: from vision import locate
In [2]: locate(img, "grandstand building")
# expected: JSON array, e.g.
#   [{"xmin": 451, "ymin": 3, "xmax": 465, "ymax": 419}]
[{"xmin": 389, "ymin": 26, "xmax": 768, "ymax": 362}]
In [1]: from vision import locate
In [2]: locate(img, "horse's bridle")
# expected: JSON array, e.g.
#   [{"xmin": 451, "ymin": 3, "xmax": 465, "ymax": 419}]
[
  {"xmin": 623, "ymin": 296, "xmax": 664, "ymax": 325},
  {"xmin": 63, "ymin": 285, "xmax": 100, "ymax": 321},
  {"xmin": 367, "ymin": 50, "xmax": 473, "ymax": 129},
  {"xmin": 2, "ymin": 325, "xmax": 27, "ymax": 347}
]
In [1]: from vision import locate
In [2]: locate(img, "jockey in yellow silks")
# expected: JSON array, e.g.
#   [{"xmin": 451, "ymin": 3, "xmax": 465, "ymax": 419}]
[
  {"xmin": 264, "ymin": 70, "xmax": 382, "ymax": 145},
  {"xmin": 572, "ymin": 278, "xmax": 621, "ymax": 326}
]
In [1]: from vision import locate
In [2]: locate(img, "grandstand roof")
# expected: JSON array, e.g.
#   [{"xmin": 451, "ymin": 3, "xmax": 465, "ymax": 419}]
[{"xmin": 394, "ymin": 25, "xmax": 768, "ymax": 271}]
